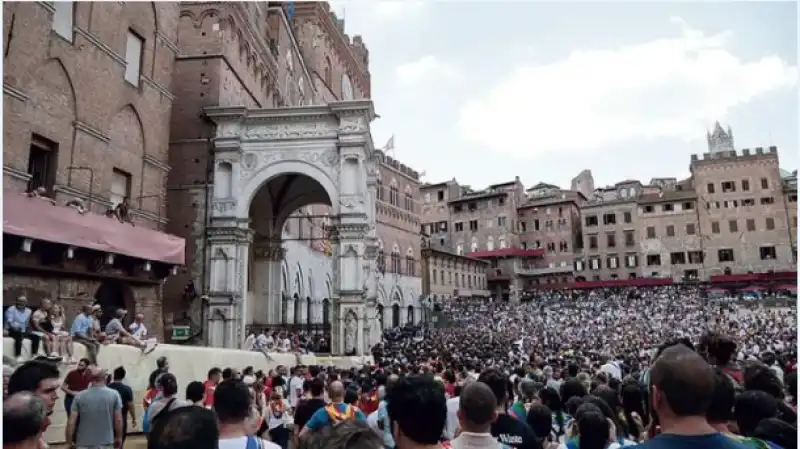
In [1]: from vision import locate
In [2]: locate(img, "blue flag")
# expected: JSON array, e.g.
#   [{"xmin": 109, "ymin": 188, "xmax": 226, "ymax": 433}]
[{"xmin": 287, "ymin": 1, "xmax": 295, "ymax": 20}]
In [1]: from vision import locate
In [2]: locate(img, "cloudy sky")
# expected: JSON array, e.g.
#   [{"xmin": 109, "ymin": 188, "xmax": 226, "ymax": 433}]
[{"xmin": 329, "ymin": 1, "xmax": 798, "ymax": 190}]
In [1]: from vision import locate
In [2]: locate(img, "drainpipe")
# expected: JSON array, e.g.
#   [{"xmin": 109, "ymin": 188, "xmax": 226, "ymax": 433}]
[{"xmin": 65, "ymin": 166, "xmax": 94, "ymax": 210}]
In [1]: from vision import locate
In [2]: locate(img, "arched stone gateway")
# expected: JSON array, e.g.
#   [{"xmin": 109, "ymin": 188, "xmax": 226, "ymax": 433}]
[{"xmin": 203, "ymin": 101, "xmax": 380, "ymax": 354}]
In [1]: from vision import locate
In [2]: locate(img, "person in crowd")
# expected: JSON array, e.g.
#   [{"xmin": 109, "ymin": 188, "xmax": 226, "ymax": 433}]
[
  {"xmin": 733, "ymin": 391, "xmax": 779, "ymax": 438},
  {"xmin": 130, "ymin": 313, "xmax": 158, "ymax": 347},
  {"xmin": 49, "ymin": 303, "xmax": 74, "ymax": 363},
  {"xmin": 479, "ymin": 369, "xmax": 539, "ymax": 449},
  {"xmin": 30, "ymin": 298, "xmax": 61, "ymax": 362},
  {"xmin": 148, "ymin": 373, "xmax": 191, "ymax": 427},
  {"xmin": 385, "ymin": 375, "xmax": 447, "ymax": 449},
  {"xmin": 105, "ymin": 308, "xmax": 157, "ymax": 353},
  {"xmin": 215, "ymin": 379, "xmax": 281, "ymax": 449},
  {"xmin": 444, "ymin": 379, "xmax": 463, "ymax": 441},
  {"xmin": 89, "ymin": 304, "xmax": 106, "ymax": 341},
  {"xmin": 107, "ymin": 366, "xmax": 137, "ymax": 445},
  {"xmin": 289, "ymin": 365, "xmax": 307, "ymax": 409},
  {"xmin": 186, "ymin": 381, "xmax": 207, "ymax": 406},
  {"xmin": 204, "ymin": 367, "xmax": 223, "ymax": 408},
  {"xmin": 636, "ymin": 345, "xmax": 748, "ymax": 449},
  {"xmin": 301, "ymin": 381, "xmax": 366, "ymax": 436},
  {"xmin": 61, "ymin": 358, "xmax": 91, "ymax": 418},
  {"xmin": 4, "ymin": 363, "xmax": 15, "ymax": 398},
  {"xmin": 526, "ymin": 404, "xmax": 554, "ymax": 448},
  {"xmin": 706, "ymin": 370, "xmax": 737, "ymax": 437},
  {"xmin": 451, "ymin": 381, "xmax": 512, "ymax": 449},
  {"xmin": 300, "ymin": 420, "xmax": 384, "ymax": 449},
  {"xmin": 66, "ymin": 366, "xmax": 122, "ymax": 449},
  {"xmin": 295, "ymin": 378, "xmax": 327, "ymax": 439},
  {"xmin": 4, "ymin": 296, "xmax": 40, "ymax": 362},
  {"xmin": 148, "ymin": 406, "xmax": 219, "ymax": 449},
  {"xmin": 509, "ymin": 378, "xmax": 540, "ymax": 421},
  {"xmin": 70, "ymin": 304, "xmax": 101, "ymax": 364},
  {"xmin": 752, "ymin": 418, "xmax": 796, "ymax": 449},
  {"xmin": 4, "ymin": 392, "xmax": 48, "ymax": 449},
  {"xmin": 266, "ymin": 390, "xmax": 292, "ymax": 449},
  {"xmin": 149, "ymin": 357, "xmax": 170, "ymax": 391}
]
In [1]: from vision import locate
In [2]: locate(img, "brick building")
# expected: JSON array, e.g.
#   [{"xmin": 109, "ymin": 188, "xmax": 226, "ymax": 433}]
[
  {"xmin": 420, "ymin": 244, "xmax": 489, "ymax": 303},
  {"xmin": 2, "ymin": 1, "xmax": 184, "ymax": 338},
  {"xmin": 164, "ymin": 1, "xmax": 423, "ymax": 339}
]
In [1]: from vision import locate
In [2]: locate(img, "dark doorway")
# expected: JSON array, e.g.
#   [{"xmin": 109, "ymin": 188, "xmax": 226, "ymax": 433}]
[
  {"xmin": 93, "ymin": 280, "xmax": 134, "ymax": 329},
  {"xmin": 322, "ymin": 298, "xmax": 330, "ymax": 325},
  {"xmin": 392, "ymin": 304, "xmax": 400, "ymax": 328}
]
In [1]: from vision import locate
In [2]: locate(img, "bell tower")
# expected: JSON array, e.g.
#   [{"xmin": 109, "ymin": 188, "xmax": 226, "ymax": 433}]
[{"xmin": 706, "ymin": 121, "xmax": 735, "ymax": 153}]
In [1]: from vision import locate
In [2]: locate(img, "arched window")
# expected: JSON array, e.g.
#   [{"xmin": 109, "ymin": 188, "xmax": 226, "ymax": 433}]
[
  {"xmin": 487, "ymin": 236, "xmax": 495, "ymax": 251},
  {"xmin": 405, "ymin": 248, "xmax": 415, "ymax": 277},
  {"xmin": 322, "ymin": 298, "xmax": 330, "ymax": 325},
  {"xmin": 404, "ymin": 186, "xmax": 414, "ymax": 211},
  {"xmin": 391, "ymin": 244, "xmax": 401, "ymax": 274},
  {"xmin": 376, "ymin": 176, "xmax": 384, "ymax": 202},
  {"xmin": 499, "ymin": 235, "xmax": 507, "ymax": 249},
  {"xmin": 389, "ymin": 180, "xmax": 399, "ymax": 206},
  {"xmin": 377, "ymin": 240, "xmax": 386, "ymax": 273},
  {"xmin": 456, "ymin": 242, "xmax": 464, "ymax": 255},
  {"xmin": 432, "ymin": 269, "xmax": 437, "ymax": 284},
  {"xmin": 470, "ymin": 238, "xmax": 478, "ymax": 253}
]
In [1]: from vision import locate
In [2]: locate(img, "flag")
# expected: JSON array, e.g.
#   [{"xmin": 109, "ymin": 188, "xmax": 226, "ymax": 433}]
[
  {"xmin": 286, "ymin": 1, "xmax": 295, "ymax": 20},
  {"xmin": 383, "ymin": 135, "xmax": 395, "ymax": 154}
]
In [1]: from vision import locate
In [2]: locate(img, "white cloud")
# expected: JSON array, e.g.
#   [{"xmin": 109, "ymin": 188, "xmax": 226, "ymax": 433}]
[
  {"xmin": 458, "ymin": 18, "xmax": 797, "ymax": 158},
  {"xmin": 329, "ymin": 0, "xmax": 425, "ymax": 24},
  {"xmin": 395, "ymin": 55, "xmax": 460, "ymax": 85}
]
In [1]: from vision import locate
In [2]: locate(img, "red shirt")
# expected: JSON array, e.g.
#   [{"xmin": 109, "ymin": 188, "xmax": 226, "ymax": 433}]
[
  {"xmin": 64, "ymin": 369, "xmax": 90, "ymax": 395},
  {"xmin": 203, "ymin": 380, "xmax": 217, "ymax": 407},
  {"xmin": 359, "ymin": 391, "xmax": 380, "ymax": 415},
  {"xmin": 444, "ymin": 382, "xmax": 456, "ymax": 398}
]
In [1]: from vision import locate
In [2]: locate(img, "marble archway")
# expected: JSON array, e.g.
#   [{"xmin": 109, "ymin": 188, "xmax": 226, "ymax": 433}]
[{"xmin": 202, "ymin": 101, "xmax": 379, "ymax": 354}]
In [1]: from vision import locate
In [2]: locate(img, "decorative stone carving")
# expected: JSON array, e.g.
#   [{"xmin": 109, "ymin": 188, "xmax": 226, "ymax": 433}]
[
  {"xmin": 218, "ymin": 123, "xmax": 241, "ymax": 138},
  {"xmin": 245, "ymin": 122, "xmax": 337, "ymax": 140},
  {"xmin": 212, "ymin": 200, "xmax": 237, "ymax": 214},
  {"xmin": 339, "ymin": 116, "xmax": 366, "ymax": 134},
  {"xmin": 242, "ymin": 152, "xmax": 258, "ymax": 169},
  {"xmin": 344, "ymin": 311, "xmax": 357, "ymax": 353}
]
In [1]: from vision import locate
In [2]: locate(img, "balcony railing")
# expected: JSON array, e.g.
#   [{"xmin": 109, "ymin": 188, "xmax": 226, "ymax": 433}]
[{"xmin": 514, "ymin": 264, "xmax": 573, "ymax": 276}]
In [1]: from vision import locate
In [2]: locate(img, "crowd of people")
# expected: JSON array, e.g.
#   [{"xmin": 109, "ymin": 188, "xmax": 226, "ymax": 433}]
[
  {"xmin": 3, "ymin": 295, "xmax": 158, "ymax": 365},
  {"xmin": 2, "ymin": 285, "xmax": 797, "ymax": 449}
]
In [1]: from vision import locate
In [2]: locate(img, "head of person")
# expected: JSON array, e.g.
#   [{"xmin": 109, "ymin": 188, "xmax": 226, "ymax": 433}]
[
  {"xmin": 699, "ymin": 333, "xmax": 736, "ymax": 366},
  {"xmin": 457, "ymin": 381, "xmax": 497, "ymax": 434},
  {"xmin": 735, "ymin": 390, "xmax": 779, "ymax": 437},
  {"xmin": 186, "ymin": 381, "xmax": 205, "ymax": 404},
  {"xmin": 518, "ymin": 378, "xmax": 540, "ymax": 403},
  {"xmin": 7, "ymin": 361, "xmax": 61, "ymax": 413},
  {"xmin": 478, "ymin": 368, "xmax": 509, "ymax": 406},
  {"xmin": 113, "ymin": 366, "xmax": 126, "ymax": 382},
  {"xmin": 91, "ymin": 304, "xmax": 102, "ymax": 317},
  {"xmin": 77, "ymin": 358, "xmax": 90, "ymax": 372},
  {"xmin": 157, "ymin": 356, "xmax": 169, "ymax": 371},
  {"xmin": 214, "ymin": 380, "xmax": 252, "ymax": 426},
  {"xmin": 744, "ymin": 362, "xmax": 784, "ymax": 399},
  {"xmin": 207, "ymin": 368, "xmax": 222, "ymax": 384},
  {"xmin": 309, "ymin": 378, "xmax": 325, "ymax": 398},
  {"xmin": 575, "ymin": 403, "xmax": 610, "ymax": 449},
  {"xmin": 387, "ymin": 375, "xmax": 447, "ymax": 447},
  {"xmin": 328, "ymin": 380, "xmax": 346, "ymax": 402},
  {"xmin": 527, "ymin": 403, "xmax": 553, "ymax": 441},
  {"xmin": 40, "ymin": 299, "xmax": 52, "ymax": 312},
  {"xmin": 752, "ymin": 418, "xmax": 797, "ymax": 449},
  {"xmin": 116, "ymin": 308, "xmax": 127, "ymax": 320},
  {"xmin": 300, "ymin": 420, "xmax": 384, "ymax": 449},
  {"xmin": 560, "ymin": 377, "xmax": 587, "ymax": 404},
  {"xmin": 649, "ymin": 345, "xmax": 715, "ymax": 425},
  {"xmin": 3, "ymin": 392, "xmax": 48, "ymax": 449},
  {"xmin": 157, "ymin": 373, "xmax": 179, "ymax": 397},
  {"xmin": 15, "ymin": 296, "xmax": 27, "ymax": 310},
  {"xmin": 706, "ymin": 369, "xmax": 736, "ymax": 427},
  {"xmin": 148, "ymin": 405, "xmax": 219, "ymax": 449}
]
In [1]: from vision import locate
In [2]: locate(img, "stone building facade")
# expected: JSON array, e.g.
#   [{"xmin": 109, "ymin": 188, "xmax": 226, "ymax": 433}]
[
  {"xmin": 420, "ymin": 246, "xmax": 489, "ymax": 302},
  {"xmin": 420, "ymin": 180, "xmax": 462, "ymax": 249},
  {"xmin": 164, "ymin": 1, "xmax": 422, "ymax": 346},
  {"xmin": 2, "ymin": 1, "xmax": 183, "ymax": 338}
]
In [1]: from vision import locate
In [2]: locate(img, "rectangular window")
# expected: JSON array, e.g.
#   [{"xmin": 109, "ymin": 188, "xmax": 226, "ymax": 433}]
[
  {"xmin": 607, "ymin": 256, "xmax": 618, "ymax": 269},
  {"xmin": 588, "ymin": 235, "xmax": 598, "ymax": 249},
  {"xmin": 742, "ymin": 179, "xmax": 750, "ymax": 191},
  {"xmin": 624, "ymin": 231, "xmax": 635, "ymax": 247},
  {"xmin": 497, "ymin": 216, "xmax": 507, "ymax": 227},
  {"xmin": 646, "ymin": 226, "xmax": 656, "ymax": 239},
  {"xmin": 110, "ymin": 168, "xmax": 132, "ymax": 206},
  {"xmin": 607, "ymin": 233, "xmax": 616, "ymax": 248},
  {"xmin": 603, "ymin": 213, "xmax": 616, "ymax": 225},
  {"xmin": 519, "ymin": 221, "xmax": 527, "ymax": 232},
  {"xmin": 643, "ymin": 205, "xmax": 654, "ymax": 213},
  {"xmin": 765, "ymin": 217, "xmax": 775, "ymax": 230},
  {"xmin": 437, "ymin": 191, "xmax": 444, "ymax": 201},
  {"xmin": 623, "ymin": 211, "xmax": 632, "ymax": 223},
  {"xmin": 761, "ymin": 177, "xmax": 769, "ymax": 189},
  {"xmin": 590, "ymin": 258, "xmax": 601, "ymax": 270},
  {"xmin": 688, "ymin": 251, "xmax": 704, "ymax": 264},
  {"xmin": 746, "ymin": 219, "xmax": 756, "ymax": 231},
  {"xmin": 124, "ymin": 30, "xmax": 144, "ymax": 85},
  {"xmin": 707, "ymin": 183, "xmax": 715, "ymax": 194},
  {"xmin": 728, "ymin": 220, "xmax": 738, "ymax": 233},
  {"xmin": 670, "ymin": 252, "xmax": 686, "ymax": 265},
  {"xmin": 585, "ymin": 215, "xmax": 598, "ymax": 227},
  {"xmin": 718, "ymin": 249, "xmax": 735, "ymax": 263},
  {"xmin": 626, "ymin": 254, "xmax": 637, "ymax": 268},
  {"xmin": 683, "ymin": 201, "xmax": 694, "ymax": 210},
  {"xmin": 721, "ymin": 181, "xmax": 736, "ymax": 193},
  {"xmin": 533, "ymin": 219, "xmax": 540, "ymax": 231},
  {"xmin": 454, "ymin": 222, "xmax": 464, "ymax": 232},
  {"xmin": 686, "ymin": 223, "xmax": 696, "ymax": 235},
  {"xmin": 646, "ymin": 254, "xmax": 661, "ymax": 266},
  {"xmin": 27, "ymin": 134, "xmax": 59, "ymax": 195},
  {"xmin": 663, "ymin": 203, "xmax": 674, "ymax": 212},
  {"xmin": 760, "ymin": 197, "xmax": 775, "ymax": 205},
  {"xmin": 666, "ymin": 225, "xmax": 675, "ymax": 237},
  {"xmin": 711, "ymin": 221, "xmax": 720, "ymax": 234},
  {"xmin": 52, "ymin": 1, "xmax": 74, "ymax": 41},
  {"xmin": 760, "ymin": 246, "xmax": 777, "ymax": 261},
  {"xmin": 468, "ymin": 220, "xmax": 478, "ymax": 231}
]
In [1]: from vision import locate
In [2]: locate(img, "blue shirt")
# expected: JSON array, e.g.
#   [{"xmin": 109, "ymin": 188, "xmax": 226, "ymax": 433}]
[
  {"xmin": 70, "ymin": 313, "xmax": 93, "ymax": 336},
  {"xmin": 305, "ymin": 403, "xmax": 367, "ymax": 431},
  {"xmin": 5, "ymin": 307, "xmax": 31, "ymax": 332},
  {"xmin": 377, "ymin": 400, "xmax": 395, "ymax": 448},
  {"xmin": 634, "ymin": 433, "xmax": 756, "ymax": 449}
]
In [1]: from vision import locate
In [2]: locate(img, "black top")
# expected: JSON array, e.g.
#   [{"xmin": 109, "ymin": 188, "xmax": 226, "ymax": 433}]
[
  {"xmin": 108, "ymin": 381, "xmax": 134, "ymax": 425},
  {"xmin": 490, "ymin": 413, "xmax": 541, "ymax": 449},
  {"xmin": 294, "ymin": 398, "xmax": 326, "ymax": 430}
]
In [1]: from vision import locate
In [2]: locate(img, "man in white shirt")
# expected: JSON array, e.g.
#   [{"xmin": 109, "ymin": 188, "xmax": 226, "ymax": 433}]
[
  {"xmin": 599, "ymin": 355, "xmax": 622, "ymax": 381},
  {"xmin": 288, "ymin": 367, "xmax": 305, "ymax": 409}
]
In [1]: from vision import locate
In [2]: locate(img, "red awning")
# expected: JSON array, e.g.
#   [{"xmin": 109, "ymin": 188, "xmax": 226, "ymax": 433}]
[
  {"xmin": 740, "ymin": 285, "xmax": 765, "ymax": 292},
  {"xmin": 569, "ymin": 277, "xmax": 673, "ymax": 289},
  {"xmin": 707, "ymin": 287, "xmax": 729, "ymax": 294},
  {"xmin": 776, "ymin": 284, "xmax": 798, "ymax": 292},
  {"xmin": 4, "ymin": 191, "xmax": 185, "ymax": 265},
  {"xmin": 709, "ymin": 273, "xmax": 760, "ymax": 283},
  {"xmin": 468, "ymin": 248, "xmax": 545, "ymax": 258},
  {"xmin": 710, "ymin": 271, "xmax": 798, "ymax": 284}
]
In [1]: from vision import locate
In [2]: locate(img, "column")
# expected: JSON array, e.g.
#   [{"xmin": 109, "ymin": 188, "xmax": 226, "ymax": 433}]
[
  {"xmin": 331, "ymin": 221, "xmax": 369, "ymax": 355},
  {"xmin": 205, "ymin": 225, "xmax": 252, "ymax": 348},
  {"xmin": 250, "ymin": 238, "xmax": 284, "ymax": 325}
]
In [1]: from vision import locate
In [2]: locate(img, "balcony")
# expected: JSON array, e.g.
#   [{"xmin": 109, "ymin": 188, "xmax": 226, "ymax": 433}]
[
  {"xmin": 514, "ymin": 264, "xmax": 573, "ymax": 276},
  {"xmin": 454, "ymin": 288, "xmax": 491, "ymax": 297}
]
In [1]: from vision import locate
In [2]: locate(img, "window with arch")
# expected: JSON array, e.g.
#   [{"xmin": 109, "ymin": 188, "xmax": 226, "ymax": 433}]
[
  {"xmin": 432, "ymin": 269, "xmax": 438, "ymax": 284},
  {"xmin": 471, "ymin": 238, "xmax": 478, "ymax": 253},
  {"xmin": 342, "ymin": 73, "xmax": 354, "ymax": 100},
  {"xmin": 389, "ymin": 181, "xmax": 400, "ymax": 207},
  {"xmin": 456, "ymin": 242, "xmax": 464, "ymax": 255},
  {"xmin": 405, "ymin": 248, "xmax": 415, "ymax": 277},
  {"xmin": 324, "ymin": 56, "xmax": 332, "ymax": 86},
  {"xmin": 404, "ymin": 187, "xmax": 414, "ymax": 211},
  {"xmin": 499, "ymin": 235, "xmax": 507, "ymax": 249},
  {"xmin": 390, "ymin": 245, "xmax": 401, "ymax": 274},
  {"xmin": 487, "ymin": 236, "xmax": 495, "ymax": 251},
  {"xmin": 377, "ymin": 241, "xmax": 386, "ymax": 273},
  {"xmin": 376, "ymin": 176, "xmax": 384, "ymax": 202}
]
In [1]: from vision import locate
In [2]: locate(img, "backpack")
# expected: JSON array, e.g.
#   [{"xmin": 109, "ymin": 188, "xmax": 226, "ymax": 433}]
[
  {"xmin": 145, "ymin": 398, "xmax": 177, "ymax": 433},
  {"xmin": 325, "ymin": 403, "xmax": 357, "ymax": 423}
]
